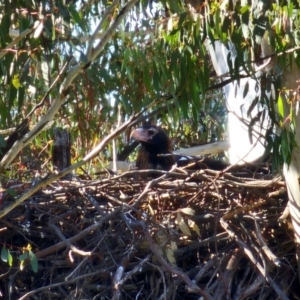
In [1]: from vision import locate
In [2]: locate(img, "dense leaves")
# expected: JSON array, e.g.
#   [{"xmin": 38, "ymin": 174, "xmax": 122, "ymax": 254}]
[{"xmin": 0, "ymin": 0, "xmax": 299, "ymax": 171}]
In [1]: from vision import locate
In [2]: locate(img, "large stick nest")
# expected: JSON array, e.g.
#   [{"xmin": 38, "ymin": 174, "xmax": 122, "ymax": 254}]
[{"xmin": 0, "ymin": 165, "xmax": 297, "ymax": 300}]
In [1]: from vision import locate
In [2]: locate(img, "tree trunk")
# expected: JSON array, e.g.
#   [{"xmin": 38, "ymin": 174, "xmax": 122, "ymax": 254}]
[{"xmin": 52, "ymin": 128, "xmax": 71, "ymax": 172}]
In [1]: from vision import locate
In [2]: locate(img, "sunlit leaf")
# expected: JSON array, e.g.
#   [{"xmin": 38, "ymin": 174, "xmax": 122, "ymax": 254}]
[
  {"xmin": 7, "ymin": 250, "xmax": 13, "ymax": 267},
  {"xmin": 12, "ymin": 75, "xmax": 21, "ymax": 89},
  {"xmin": 176, "ymin": 213, "xmax": 191, "ymax": 236},
  {"xmin": 188, "ymin": 219, "xmax": 200, "ymax": 236},
  {"xmin": 20, "ymin": 259, "xmax": 25, "ymax": 271},
  {"xmin": 277, "ymin": 94, "xmax": 285, "ymax": 119},
  {"xmin": 240, "ymin": 4, "xmax": 250, "ymax": 14},
  {"xmin": 167, "ymin": 17, "xmax": 173, "ymax": 32},
  {"xmin": 170, "ymin": 241, "xmax": 178, "ymax": 252},
  {"xmin": 178, "ymin": 207, "xmax": 195, "ymax": 216},
  {"xmin": 33, "ymin": 21, "xmax": 44, "ymax": 39},
  {"xmin": 166, "ymin": 247, "xmax": 176, "ymax": 266}
]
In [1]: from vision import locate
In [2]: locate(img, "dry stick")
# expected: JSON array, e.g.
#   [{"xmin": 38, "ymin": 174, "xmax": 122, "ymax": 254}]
[
  {"xmin": 94, "ymin": 162, "xmax": 191, "ymax": 184},
  {"xmin": 65, "ymin": 233, "xmax": 109, "ymax": 281},
  {"xmin": 9, "ymin": 270, "xmax": 21, "ymax": 300},
  {"xmin": 101, "ymin": 192, "xmax": 144, "ymax": 216},
  {"xmin": 237, "ymin": 274, "xmax": 269, "ymax": 300},
  {"xmin": 211, "ymin": 175, "xmax": 279, "ymax": 189},
  {"xmin": 131, "ymin": 174, "xmax": 168, "ymax": 207},
  {"xmin": 89, "ymin": 0, "xmax": 139, "ymax": 62},
  {"xmin": 219, "ymin": 175, "xmax": 282, "ymax": 188},
  {"xmin": 48, "ymin": 221, "xmax": 91, "ymax": 257},
  {"xmin": 153, "ymin": 262, "xmax": 168, "ymax": 300},
  {"xmin": 141, "ymin": 222, "xmax": 213, "ymax": 300},
  {"xmin": 244, "ymin": 215, "xmax": 281, "ymax": 266},
  {"xmin": 122, "ymin": 169, "xmax": 188, "ymax": 179},
  {"xmin": 0, "ymin": 113, "xmax": 140, "ymax": 220},
  {"xmin": 79, "ymin": 189, "xmax": 107, "ymax": 216},
  {"xmin": 222, "ymin": 200, "xmax": 268, "ymax": 220},
  {"xmin": 120, "ymin": 213, "xmax": 213, "ymax": 299},
  {"xmin": 18, "ymin": 269, "xmax": 109, "ymax": 300},
  {"xmin": 239, "ymin": 222, "xmax": 276, "ymax": 299},
  {"xmin": 87, "ymin": 0, "xmax": 120, "ymax": 58},
  {"xmin": 26, "ymin": 60, "xmax": 70, "ymax": 118},
  {"xmin": 220, "ymin": 218, "xmax": 289, "ymax": 300},
  {"xmin": 268, "ymin": 186, "xmax": 287, "ymax": 198},
  {"xmin": 278, "ymin": 205, "xmax": 290, "ymax": 222},
  {"xmin": 192, "ymin": 256, "xmax": 219, "ymax": 284},
  {"xmin": 0, "ymin": 25, "xmax": 37, "ymax": 59},
  {"xmin": 205, "ymin": 250, "xmax": 231, "ymax": 294},
  {"xmin": 233, "ymin": 265, "xmax": 256, "ymax": 300},
  {"xmin": 117, "ymin": 254, "xmax": 151, "ymax": 287},
  {"xmin": 111, "ymin": 250, "xmax": 139, "ymax": 300},
  {"xmin": 214, "ymin": 249, "xmax": 243, "ymax": 299},
  {"xmin": 35, "ymin": 207, "xmax": 121, "ymax": 259},
  {"xmin": 201, "ymin": 172, "xmax": 226, "ymax": 295}
]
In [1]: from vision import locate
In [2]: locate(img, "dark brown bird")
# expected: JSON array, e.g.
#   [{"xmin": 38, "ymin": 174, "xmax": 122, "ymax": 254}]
[
  {"xmin": 130, "ymin": 126, "xmax": 271, "ymax": 177},
  {"xmin": 130, "ymin": 125, "xmax": 175, "ymax": 170},
  {"xmin": 131, "ymin": 125, "xmax": 232, "ymax": 172}
]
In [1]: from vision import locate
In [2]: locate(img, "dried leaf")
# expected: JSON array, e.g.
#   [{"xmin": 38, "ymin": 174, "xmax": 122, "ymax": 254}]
[
  {"xmin": 119, "ymin": 191, "xmax": 127, "ymax": 199},
  {"xmin": 139, "ymin": 240, "xmax": 149, "ymax": 250},
  {"xmin": 170, "ymin": 241, "xmax": 178, "ymax": 252},
  {"xmin": 177, "ymin": 213, "xmax": 191, "ymax": 236},
  {"xmin": 166, "ymin": 248, "xmax": 177, "ymax": 266},
  {"xmin": 152, "ymin": 246, "xmax": 163, "ymax": 263},
  {"xmin": 188, "ymin": 219, "xmax": 200, "ymax": 236},
  {"xmin": 178, "ymin": 207, "xmax": 195, "ymax": 216},
  {"xmin": 148, "ymin": 204, "xmax": 155, "ymax": 216},
  {"xmin": 155, "ymin": 229, "xmax": 168, "ymax": 245},
  {"xmin": 161, "ymin": 193, "xmax": 170, "ymax": 199}
]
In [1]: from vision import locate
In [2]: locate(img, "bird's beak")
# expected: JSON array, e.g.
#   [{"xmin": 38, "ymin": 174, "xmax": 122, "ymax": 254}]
[{"xmin": 130, "ymin": 128, "xmax": 150, "ymax": 143}]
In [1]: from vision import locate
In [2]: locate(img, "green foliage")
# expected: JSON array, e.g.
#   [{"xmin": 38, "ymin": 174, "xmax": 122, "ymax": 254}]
[
  {"xmin": 1, "ymin": 244, "xmax": 38, "ymax": 273},
  {"xmin": 277, "ymin": 94, "xmax": 285, "ymax": 122},
  {"xmin": 0, "ymin": 0, "xmax": 299, "ymax": 173},
  {"xmin": 6, "ymin": 188, "xmax": 17, "ymax": 197},
  {"xmin": 1, "ymin": 247, "xmax": 12, "ymax": 267}
]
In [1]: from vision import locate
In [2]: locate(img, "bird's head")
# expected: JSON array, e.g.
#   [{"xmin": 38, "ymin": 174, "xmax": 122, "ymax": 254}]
[
  {"xmin": 130, "ymin": 125, "xmax": 174, "ymax": 170},
  {"xmin": 130, "ymin": 125, "xmax": 171, "ymax": 152}
]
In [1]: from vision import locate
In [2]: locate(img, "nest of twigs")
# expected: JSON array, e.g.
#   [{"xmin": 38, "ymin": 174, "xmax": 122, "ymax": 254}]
[{"xmin": 0, "ymin": 165, "xmax": 297, "ymax": 300}]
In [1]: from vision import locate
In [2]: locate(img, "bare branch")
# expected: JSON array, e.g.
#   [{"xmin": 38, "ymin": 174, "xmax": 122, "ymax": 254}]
[
  {"xmin": 0, "ymin": 25, "xmax": 38, "ymax": 59},
  {"xmin": 0, "ymin": 113, "xmax": 141, "ymax": 219},
  {"xmin": 89, "ymin": 0, "xmax": 139, "ymax": 62},
  {"xmin": 0, "ymin": 0, "xmax": 138, "ymax": 170}
]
